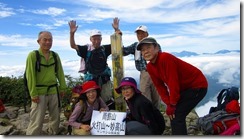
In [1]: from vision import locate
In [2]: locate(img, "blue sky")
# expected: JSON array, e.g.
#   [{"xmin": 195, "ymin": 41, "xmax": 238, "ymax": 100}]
[
  {"xmin": 0, "ymin": 0, "xmax": 241, "ymax": 117},
  {"xmin": 0, "ymin": 0, "xmax": 240, "ymax": 67}
]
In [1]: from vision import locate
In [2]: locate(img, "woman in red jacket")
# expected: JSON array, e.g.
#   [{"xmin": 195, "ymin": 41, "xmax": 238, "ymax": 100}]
[{"xmin": 137, "ymin": 37, "xmax": 208, "ymax": 135}]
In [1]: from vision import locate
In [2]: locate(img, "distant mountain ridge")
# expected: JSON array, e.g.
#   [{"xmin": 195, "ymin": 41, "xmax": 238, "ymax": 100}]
[
  {"xmin": 171, "ymin": 49, "xmax": 239, "ymax": 57},
  {"xmin": 122, "ymin": 49, "xmax": 239, "ymax": 61}
]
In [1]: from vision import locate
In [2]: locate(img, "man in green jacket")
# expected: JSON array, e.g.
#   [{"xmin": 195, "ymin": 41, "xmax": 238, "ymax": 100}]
[{"xmin": 25, "ymin": 31, "xmax": 67, "ymax": 135}]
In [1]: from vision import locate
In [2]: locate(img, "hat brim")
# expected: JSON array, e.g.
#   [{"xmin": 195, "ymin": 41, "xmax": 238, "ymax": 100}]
[
  {"xmin": 135, "ymin": 29, "xmax": 147, "ymax": 33},
  {"xmin": 81, "ymin": 87, "xmax": 101, "ymax": 94},
  {"xmin": 137, "ymin": 42, "xmax": 155, "ymax": 50},
  {"xmin": 115, "ymin": 82, "xmax": 142, "ymax": 94}
]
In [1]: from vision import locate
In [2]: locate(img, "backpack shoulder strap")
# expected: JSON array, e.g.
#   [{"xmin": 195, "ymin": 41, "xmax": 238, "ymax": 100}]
[
  {"xmin": 101, "ymin": 46, "xmax": 106, "ymax": 58},
  {"xmin": 51, "ymin": 51, "xmax": 58, "ymax": 73},
  {"xmin": 217, "ymin": 89, "xmax": 228, "ymax": 105},
  {"xmin": 34, "ymin": 50, "xmax": 41, "ymax": 72},
  {"xmin": 86, "ymin": 51, "xmax": 91, "ymax": 62}
]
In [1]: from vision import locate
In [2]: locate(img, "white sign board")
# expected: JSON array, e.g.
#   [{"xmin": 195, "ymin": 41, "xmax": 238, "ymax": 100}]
[{"xmin": 90, "ymin": 110, "xmax": 126, "ymax": 135}]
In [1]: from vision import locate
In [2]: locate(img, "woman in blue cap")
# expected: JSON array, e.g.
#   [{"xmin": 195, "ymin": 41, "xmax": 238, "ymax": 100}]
[{"xmin": 115, "ymin": 77, "xmax": 165, "ymax": 135}]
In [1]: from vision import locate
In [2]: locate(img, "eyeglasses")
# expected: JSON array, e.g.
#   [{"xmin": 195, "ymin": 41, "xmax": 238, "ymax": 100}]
[{"xmin": 121, "ymin": 86, "xmax": 132, "ymax": 92}]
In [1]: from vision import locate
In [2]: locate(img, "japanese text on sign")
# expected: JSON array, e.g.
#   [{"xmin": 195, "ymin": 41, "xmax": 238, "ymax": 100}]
[{"xmin": 90, "ymin": 110, "xmax": 126, "ymax": 135}]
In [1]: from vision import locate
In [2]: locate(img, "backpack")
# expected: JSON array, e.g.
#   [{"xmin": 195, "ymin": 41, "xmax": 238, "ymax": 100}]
[
  {"xmin": 64, "ymin": 90, "xmax": 102, "ymax": 135},
  {"xmin": 66, "ymin": 99, "xmax": 88, "ymax": 135},
  {"xmin": 209, "ymin": 87, "xmax": 239, "ymax": 114},
  {"xmin": 0, "ymin": 99, "xmax": 6, "ymax": 113},
  {"xmin": 64, "ymin": 85, "xmax": 83, "ymax": 120},
  {"xmin": 78, "ymin": 44, "xmax": 94, "ymax": 73},
  {"xmin": 84, "ymin": 46, "xmax": 111, "ymax": 81},
  {"xmin": 23, "ymin": 50, "xmax": 58, "ymax": 113},
  {"xmin": 197, "ymin": 110, "xmax": 240, "ymax": 135}
]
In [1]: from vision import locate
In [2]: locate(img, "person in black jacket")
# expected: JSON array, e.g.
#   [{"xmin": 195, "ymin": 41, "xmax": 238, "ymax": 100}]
[{"xmin": 115, "ymin": 77, "xmax": 165, "ymax": 135}]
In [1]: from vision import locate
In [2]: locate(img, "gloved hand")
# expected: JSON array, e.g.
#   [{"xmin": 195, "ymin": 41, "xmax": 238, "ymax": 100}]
[{"xmin": 166, "ymin": 105, "xmax": 176, "ymax": 116}]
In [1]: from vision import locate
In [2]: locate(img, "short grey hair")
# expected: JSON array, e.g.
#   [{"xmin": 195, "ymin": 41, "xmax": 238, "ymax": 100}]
[{"xmin": 38, "ymin": 31, "xmax": 52, "ymax": 40}]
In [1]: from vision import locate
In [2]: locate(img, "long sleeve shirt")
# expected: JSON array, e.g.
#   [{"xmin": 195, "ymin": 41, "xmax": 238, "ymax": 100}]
[
  {"xmin": 68, "ymin": 97, "xmax": 109, "ymax": 128},
  {"xmin": 126, "ymin": 93, "xmax": 165, "ymax": 135},
  {"xmin": 147, "ymin": 52, "xmax": 208, "ymax": 106},
  {"xmin": 25, "ymin": 49, "xmax": 67, "ymax": 97}
]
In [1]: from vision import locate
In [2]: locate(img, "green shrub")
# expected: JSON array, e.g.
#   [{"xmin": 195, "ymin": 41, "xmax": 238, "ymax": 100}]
[{"xmin": 0, "ymin": 75, "xmax": 84, "ymax": 108}]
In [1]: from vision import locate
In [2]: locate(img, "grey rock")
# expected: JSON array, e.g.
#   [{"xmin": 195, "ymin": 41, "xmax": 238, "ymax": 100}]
[{"xmin": 1, "ymin": 105, "xmax": 203, "ymax": 135}]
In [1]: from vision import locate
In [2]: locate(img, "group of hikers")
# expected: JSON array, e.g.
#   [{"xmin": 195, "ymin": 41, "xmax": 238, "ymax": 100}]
[{"xmin": 24, "ymin": 17, "xmax": 208, "ymax": 135}]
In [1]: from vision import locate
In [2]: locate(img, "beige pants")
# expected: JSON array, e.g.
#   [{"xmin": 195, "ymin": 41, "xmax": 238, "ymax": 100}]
[
  {"xmin": 26, "ymin": 94, "xmax": 60, "ymax": 135},
  {"xmin": 140, "ymin": 70, "xmax": 161, "ymax": 110},
  {"xmin": 73, "ymin": 128, "xmax": 91, "ymax": 135},
  {"xmin": 100, "ymin": 80, "xmax": 112, "ymax": 103}
]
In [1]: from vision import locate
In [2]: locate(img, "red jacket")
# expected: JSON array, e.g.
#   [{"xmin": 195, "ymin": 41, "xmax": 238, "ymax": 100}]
[{"xmin": 147, "ymin": 52, "xmax": 208, "ymax": 105}]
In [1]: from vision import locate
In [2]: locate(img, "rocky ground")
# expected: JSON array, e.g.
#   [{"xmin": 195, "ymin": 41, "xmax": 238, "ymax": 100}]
[{"xmin": 0, "ymin": 104, "xmax": 203, "ymax": 136}]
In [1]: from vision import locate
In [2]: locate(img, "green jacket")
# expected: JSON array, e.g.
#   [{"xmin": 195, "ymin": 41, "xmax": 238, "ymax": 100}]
[{"xmin": 25, "ymin": 49, "xmax": 67, "ymax": 98}]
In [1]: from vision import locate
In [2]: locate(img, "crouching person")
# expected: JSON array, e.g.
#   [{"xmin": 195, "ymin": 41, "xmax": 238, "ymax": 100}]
[
  {"xmin": 115, "ymin": 77, "xmax": 165, "ymax": 135},
  {"xmin": 68, "ymin": 81, "xmax": 109, "ymax": 135}
]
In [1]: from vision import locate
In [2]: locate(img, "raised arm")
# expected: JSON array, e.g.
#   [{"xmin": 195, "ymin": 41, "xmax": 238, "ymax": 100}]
[
  {"xmin": 112, "ymin": 17, "xmax": 122, "ymax": 35},
  {"xmin": 68, "ymin": 20, "xmax": 79, "ymax": 50}
]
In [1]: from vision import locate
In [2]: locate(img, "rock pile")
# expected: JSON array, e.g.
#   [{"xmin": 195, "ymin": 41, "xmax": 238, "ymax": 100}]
[{"xmin": 0, "ymin": 104, "xmax": 203, "ymax": 135}]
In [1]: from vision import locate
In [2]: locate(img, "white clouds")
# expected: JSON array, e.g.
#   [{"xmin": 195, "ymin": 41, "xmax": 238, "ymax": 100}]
[
  {"xmin": 178, "ymin": 17, "xmax": 240, "ymax": 37},
  {"xmin": 0, "ymin": 65, "xmax": 25, "ymax": 77},
  {"xmin": 195, "ymin": 99, "xmax": 217, "ymax": 117},
  {"xmin": 218, "ymin": 67, "xmax": 240, "ymax": 85},
  {"xmin": 32, "ymin": 7, "xmax": 66, "ymax": 17},
  {"xmin": 181, "ymin": 54, "xmax": 240, "ymax": 85},
  {"xmin": 0, "ymin": 52, "xmax": 239, "ymax": 82},
  {"xmin": 36, "ymin": 23, "xmax": 57, "ymax": 30},
  {"xmin": 59, "ymin": 0, "xmax": 238, "ymax": 24},
  {"xmin": 0, "ymin": 51, "xmax": 240, "ymax": 118},
  {"xmin": 0, "ymin": 3, "xmax": 15, "ymax": 18},
  {"xmin": 0, "ymin": 34, "xmax": 35, "ymax": 47},
  {"xmin": 0, "ymin": 10, "xmax": 15, "ymax": 18},
  {"xmin": 0, "ymin": 0, "xmax": 240, "ymax": 54},
  {"xmin": 0, "ymin": 0, "xmax": 240, "ymax": 77}
]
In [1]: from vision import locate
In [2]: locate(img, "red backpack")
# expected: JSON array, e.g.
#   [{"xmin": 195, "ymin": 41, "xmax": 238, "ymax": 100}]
[
  {"xmin": 212, "ymin": 114, "xmax": 240, "ymax": 135},
  {"xmin": 0, "ymin": 99, "xmax": 6, "ymax": 113},
  {"xmin": 197, "ymin": 100, "xmax": 240, "ymax": 135}
]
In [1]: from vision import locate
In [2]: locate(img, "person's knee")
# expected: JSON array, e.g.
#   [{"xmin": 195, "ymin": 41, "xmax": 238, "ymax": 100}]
[{"xmin": 126, "ymin": 121, "xmax": 152, "ymax": 135}]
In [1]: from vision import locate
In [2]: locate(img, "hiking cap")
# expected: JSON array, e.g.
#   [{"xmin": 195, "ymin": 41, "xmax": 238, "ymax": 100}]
[
  {"xmin": 135, "ymin": 25, "xmax": 148, "ymax": 33},
  {"xmin": 115, "ymin": 77, "xmax": 142, "ymax": 94},
  {"xmin": 137, "ymin": 37, "xmax": 157, "ymax": 50},
  {"xmin": 80, "ymin": 81, "xmax": 101, "ymax": 94},
  {"xmin": 90, "ymin": 29, "xmax": 102, "ymax": 37}
]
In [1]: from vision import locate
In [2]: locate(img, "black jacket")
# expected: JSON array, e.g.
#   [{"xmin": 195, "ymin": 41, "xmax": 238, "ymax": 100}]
[{"xmin": 126, "ymin": 93, "xmax": 165, "ymax": 135}]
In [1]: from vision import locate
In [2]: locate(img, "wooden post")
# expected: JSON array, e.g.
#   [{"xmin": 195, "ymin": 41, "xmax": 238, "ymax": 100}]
[{"xmin": 110, "ymin": 33, "xmax": 126, "ymax": 112}]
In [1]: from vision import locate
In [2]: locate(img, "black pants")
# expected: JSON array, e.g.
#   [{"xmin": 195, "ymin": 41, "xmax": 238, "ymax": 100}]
[
  {"xmin": 126, "ymin": 121, "xmax": 152, "ymax": 135},
  {"xmin": 170, "ymin": 88, "xmax": 207, "ymax": 135}
]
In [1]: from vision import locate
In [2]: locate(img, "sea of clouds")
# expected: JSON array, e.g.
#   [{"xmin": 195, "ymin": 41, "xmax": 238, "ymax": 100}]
[{"xmin": 0, "ymin": 52, "xmax": 240, "ymax": 117}]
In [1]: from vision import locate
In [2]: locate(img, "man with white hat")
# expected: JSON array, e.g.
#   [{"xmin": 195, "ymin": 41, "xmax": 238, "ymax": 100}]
[
  {"xmin": 68, "ymin": 20, "xmax": 122, "ymax": 110},
  {"xmin": 112, "ymin": 18, "xmax": 162, "ymax": 110}
]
